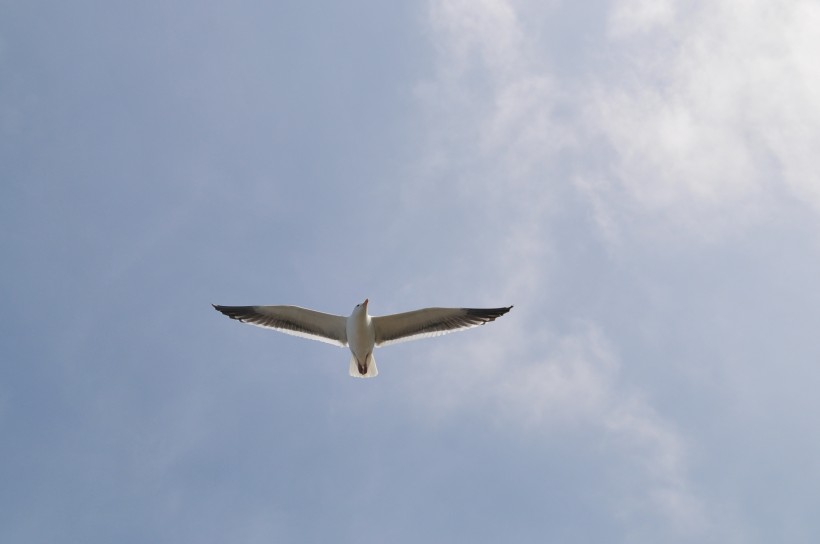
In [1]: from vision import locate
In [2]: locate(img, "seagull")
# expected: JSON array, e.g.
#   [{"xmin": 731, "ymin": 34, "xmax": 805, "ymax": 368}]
[{"xmin": 212, "ymin": 299, "xmax": 512, "ymax": 378}]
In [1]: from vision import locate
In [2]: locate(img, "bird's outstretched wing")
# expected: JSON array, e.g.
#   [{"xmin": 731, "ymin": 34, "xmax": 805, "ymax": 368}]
[
  {"xmin": 372, "ymin": 306, "xmax": 512, "ymax": 347},
  {"xmin": 212, "ymin": 305, "xmax": 348, "ymax": 346}
]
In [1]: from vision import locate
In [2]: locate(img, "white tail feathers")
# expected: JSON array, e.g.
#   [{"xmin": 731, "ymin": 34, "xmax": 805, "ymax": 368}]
[{"xmin": 349, "ymin": 353, "xmax": 378, "ymax": 378}]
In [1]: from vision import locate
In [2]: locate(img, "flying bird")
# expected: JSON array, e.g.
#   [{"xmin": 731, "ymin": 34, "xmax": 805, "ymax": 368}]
[{"xmin": 212, "ymin": 299, "xmax": 512, "ymax": 378}]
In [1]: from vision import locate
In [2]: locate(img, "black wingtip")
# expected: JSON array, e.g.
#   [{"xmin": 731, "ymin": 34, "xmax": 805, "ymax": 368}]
[
  {"xmin": 212, "ymin": 304, "xmax": 241, "ymax": 320},
  {"xmin": 213, "ymin": 305, "xmax": 235, "ymax": 317},
  {"xmin": 465, "ymin": 306, "xmax": 513, "ymax": 324}
]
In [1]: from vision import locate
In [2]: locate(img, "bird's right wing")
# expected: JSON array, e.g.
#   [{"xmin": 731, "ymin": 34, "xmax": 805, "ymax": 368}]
[
  {"xmin": 212, "ymin": 304, "xmax": 348, "ymax": 346},
  {"xmin": 372, "ymin": 306, "xmax": 512, "ymax": 347}
]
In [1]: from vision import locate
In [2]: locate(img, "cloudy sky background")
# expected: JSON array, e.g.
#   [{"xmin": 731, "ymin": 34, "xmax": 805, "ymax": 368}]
[{"xmin": 3, "ymin": 0, "xmax": 820, "ymax": 542}]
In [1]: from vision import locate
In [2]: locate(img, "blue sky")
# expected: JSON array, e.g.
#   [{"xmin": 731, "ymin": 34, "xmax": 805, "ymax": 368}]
[{"xmin": 3, "ymin": 0, "xmax": 820, "ymax": 542}]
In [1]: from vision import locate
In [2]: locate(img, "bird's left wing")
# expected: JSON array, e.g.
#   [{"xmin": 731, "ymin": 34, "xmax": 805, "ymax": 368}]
[
  {"xmin": 372, "ymin": 306, "xmax": 512, "ymax": 347},
  {"xmin": 212, "ymin": 305, "xmax": 348, "ymax": 346}
]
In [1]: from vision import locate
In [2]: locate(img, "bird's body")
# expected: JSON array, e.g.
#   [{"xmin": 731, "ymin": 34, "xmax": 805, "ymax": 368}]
[
  {"xmin": 346, "ymin": 302, "xmax": 377, "ymax": 377},
  {"xmin": 212, "ymin": 299, "xmax": 512, "ymax": 378}
]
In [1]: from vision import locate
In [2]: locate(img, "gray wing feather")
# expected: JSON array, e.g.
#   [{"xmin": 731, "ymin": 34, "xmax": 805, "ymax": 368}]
[
  {"xmin": 212, "ymin": 304, "xmax": 348, "ymax": 346},
  {"xmin": 373, "ymin": 306, "xmax": 512, "ymax": 347}
]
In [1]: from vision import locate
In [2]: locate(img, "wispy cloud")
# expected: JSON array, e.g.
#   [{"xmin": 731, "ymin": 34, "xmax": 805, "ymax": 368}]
[
  {"xmin": 608, "ymin": 0, "xmax": 676, "ymax": 37},
  {"xmin": 406, "ymin": 0, "xmax": 806, "ymax": 535},
  {"xmin": 420, "ymin": 0, "xmax": 820, "ymax": 240},
  {"xmin": 589, "ymin": 0, "xmax": 820, "ymax": 230},
  {"xmin": 408, "ymin": 316, "xmax": 706, "ymax": 534}
]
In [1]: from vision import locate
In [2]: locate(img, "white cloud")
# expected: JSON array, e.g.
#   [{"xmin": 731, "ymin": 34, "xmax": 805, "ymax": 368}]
[
  {"xmin": 428, "ymin": 0, "xmax": 524, "ymax": 79},
  {"xmin": 591, "ymin": 0, "xmax": 820, "ymax": 226},
  {"xmin": 608, "ymin": 0, "xmax": 676, "ymax": 37},
  {"xmin": 480, "ymin": 75, "xmax": 571, "ymax": 178},
  {"xmin": 418, "ymin": 0, "xmax": 570, "ymax": 186},
  {"xmin": 421, "ymin": 0, "xmax": 820, "ymax": 237},
  {"xmin": 408, "ymin": 320, "xmax": 706, "ymax": 534},
  {"xmin": 414, "ymin": 0, "xmax": 820, "ymax": 537},
  {"xmin": 411, "ymin": 0, "xmax": 733, "ymax": 534}
]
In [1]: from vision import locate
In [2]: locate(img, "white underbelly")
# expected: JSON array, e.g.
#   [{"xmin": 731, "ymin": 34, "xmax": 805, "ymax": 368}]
[{"xmin": 347, "ymin": 317, "xmax": 375, "ymax": 359}]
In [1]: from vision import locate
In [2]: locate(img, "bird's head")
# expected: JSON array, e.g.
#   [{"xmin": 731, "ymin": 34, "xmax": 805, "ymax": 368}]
[{"xmin": 353, "ymin": 298, "xmax": 369, "ymax": 315}]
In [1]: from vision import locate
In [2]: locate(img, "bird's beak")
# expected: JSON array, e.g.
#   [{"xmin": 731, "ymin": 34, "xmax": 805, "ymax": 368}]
[{"xmin": 363, "ymin": 298, "xmax": 368, "ymax": 307}]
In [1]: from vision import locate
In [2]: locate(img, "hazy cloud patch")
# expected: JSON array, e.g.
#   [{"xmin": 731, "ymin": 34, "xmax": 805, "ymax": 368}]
[
  {"xmin": 591, "ymin": 0, "xmax": 820, "ymax": 228},
  {"xmin": 408, "ymin": 321, "xmax": 706, "ymax": 534}
]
